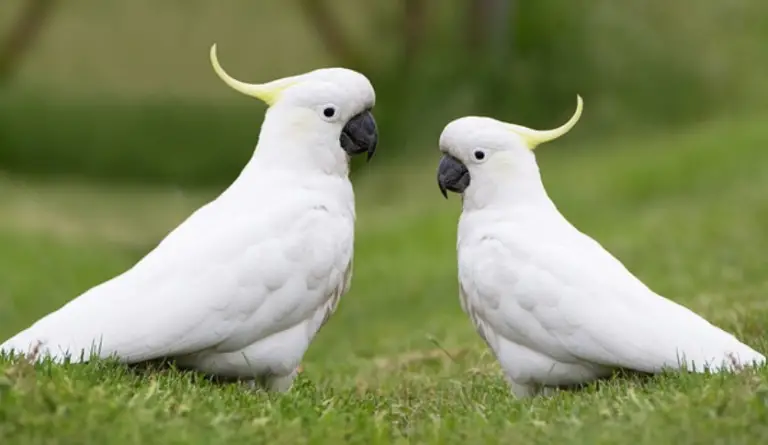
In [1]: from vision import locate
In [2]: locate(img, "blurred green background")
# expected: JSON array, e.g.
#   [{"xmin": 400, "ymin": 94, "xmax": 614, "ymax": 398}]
[
  {"xmin": 1, "ymin": 0, "xmax": 767, "ymax": 359},
  {"xmin": 2, "ymin": 2, "xmax": 768, "ymax": 442},
  {"xmin": 2, "ymin": 0, "xmax": 768, "ymax": 354},
  {"xmin": 1, "ymin": 0, "xmax": 767, "ymax": 186},
  {"xmin": 2, "ymin": 0, "xmax": 768, "ymax": 347}
]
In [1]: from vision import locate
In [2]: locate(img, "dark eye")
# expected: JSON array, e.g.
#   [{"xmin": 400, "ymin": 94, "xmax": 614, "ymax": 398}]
[
  {"xmin": 323, "ymin": 107, "xmax": 336, "ymax": 118},
  {"xmin": 474, "ymin": 150, "xmax": 485, "ymax": 160}
]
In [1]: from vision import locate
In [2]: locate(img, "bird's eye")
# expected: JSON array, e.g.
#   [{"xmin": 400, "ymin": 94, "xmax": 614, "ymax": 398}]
[
  {"xmin": 474, "ymin": 150, "xmax": 486, "ymax": 161},
  {"xmin": 323, "ymin": 107, "xmax": 336, "ymax": 118}
]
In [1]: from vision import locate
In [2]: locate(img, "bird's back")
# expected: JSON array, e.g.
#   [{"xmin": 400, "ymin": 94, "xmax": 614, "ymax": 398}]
[
  {"xmin": 458, "ymin": 209, "xmax": 765, "ymax": 376},
  {"xmin": 1, "ymin": 172, "xmax": 356, "ymax": 364},
  {"xmin": 564, "ymin": 222, "xmax": 765, "ymax": 372}
]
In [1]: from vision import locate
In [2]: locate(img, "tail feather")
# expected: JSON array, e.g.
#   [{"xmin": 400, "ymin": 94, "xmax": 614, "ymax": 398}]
[
  {"xmin": 1, "ymin": 330, "xmax": 88, "ymax": 363},
  {"xmin": 676, "ymin": 333, "xmax": 765, "ymax": 373}
]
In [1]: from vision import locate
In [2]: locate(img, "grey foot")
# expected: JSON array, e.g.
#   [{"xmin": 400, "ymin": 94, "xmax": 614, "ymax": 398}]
[
  {"xmin": 244, "ymin": 368, "xmax": 300, "ymax": 393},
  {"xmin": 505, "ymin": 375, "xmax": 558, "ymax": 399},
  {"xmin": 265, "ymin": 368, "xmax": 299, "ymax": 393}
]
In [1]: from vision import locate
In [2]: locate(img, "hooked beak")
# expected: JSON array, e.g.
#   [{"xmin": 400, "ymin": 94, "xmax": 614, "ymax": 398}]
[
  {"xmin": 437, "ymin": 154, "xmax": 470, "ymax": 198},
  {"xmin": 340, "ymin": 110, "xmax": 378, "ymax": 161}
]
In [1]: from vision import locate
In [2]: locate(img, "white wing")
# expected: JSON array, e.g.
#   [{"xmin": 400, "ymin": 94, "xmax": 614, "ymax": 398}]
[
  {"xmin": 1, "ymin": 185, "xmax": 354, "ymax": 364},
  {"xmin": 459, "ymin": 221, "xmax": 765, "ymax": 374}
]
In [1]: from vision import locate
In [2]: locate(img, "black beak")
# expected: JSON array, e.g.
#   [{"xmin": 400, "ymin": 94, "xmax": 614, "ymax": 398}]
[
  {"xmin": 340, "ymin": 110, "xmax": 378, "ymax": 161},
  {"xmin": 437, "ymin": 154, "xmax": 470, "ymax": 198}
]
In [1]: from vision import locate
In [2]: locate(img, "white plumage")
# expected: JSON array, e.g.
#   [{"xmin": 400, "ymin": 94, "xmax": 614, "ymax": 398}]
[
  {"xmin": 437, "ymin": 96, "xmax": 765, "ymax": 398},
  {"xmin": 1, "ymin": 45, "xmax": 378, "ymax": 392}
]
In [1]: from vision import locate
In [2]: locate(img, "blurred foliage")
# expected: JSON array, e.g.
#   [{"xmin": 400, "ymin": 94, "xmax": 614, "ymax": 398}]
[
  {"xmin": 0, "ymin": 0, "xmax": 766, "ymax": 187},
  {"xmin": 0, "ymin": 0, "xmax": 56, "ymax": 84}
]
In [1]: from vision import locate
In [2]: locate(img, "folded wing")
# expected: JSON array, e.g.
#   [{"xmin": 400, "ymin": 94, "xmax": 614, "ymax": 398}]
[
  {"xmin": 1, "ymin": 201, "xmax": 353, "ymax": 365},
  {"xmin": 460, "ymin": 230, "xmax": 765, "ymax": 374}
]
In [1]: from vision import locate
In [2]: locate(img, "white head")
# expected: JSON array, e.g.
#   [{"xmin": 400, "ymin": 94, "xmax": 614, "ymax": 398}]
[
  {"xmin": 437, "ymin": 96, "xmax": 583, "ymax": 209},
  {"xmin": 210, "ymin": 44, "xmax": 378, "ymax": 176}
]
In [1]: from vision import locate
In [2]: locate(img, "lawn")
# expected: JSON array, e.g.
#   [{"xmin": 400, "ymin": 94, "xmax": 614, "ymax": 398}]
[{"xmin": 1, "ymin": 113, "xmax": 768, "ymax": 444}]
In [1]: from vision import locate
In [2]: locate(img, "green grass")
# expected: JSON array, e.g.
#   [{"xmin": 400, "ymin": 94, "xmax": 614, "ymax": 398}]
[
  {"xmin": 3, "ymin": 1, "xmax": 768, "ymax": 441},
  {"xmin": 2, "ymin": 114, "xmax": 768, "ymax": 443}
]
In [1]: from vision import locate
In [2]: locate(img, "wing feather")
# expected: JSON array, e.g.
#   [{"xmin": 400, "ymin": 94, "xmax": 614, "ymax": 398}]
[
  {"xmin": 460, "ymin": 227, "xmax": 765, "ymax": 374},
  {"xmin": 2, "ymin": 195, "xmax": 354, "ymax": 365}
]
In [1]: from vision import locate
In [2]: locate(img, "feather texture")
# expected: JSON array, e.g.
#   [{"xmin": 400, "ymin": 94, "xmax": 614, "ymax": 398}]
[
  {"xmin": 2, "ymin": 171, "xmax": 354, "ymax": 383},
  {"xmin": 438, "ymin": 113, "xmax": 765, "ymax": 398},
  {"xmin": 2, "ymin": 65, "xmax": 377, "ymax": 392}
]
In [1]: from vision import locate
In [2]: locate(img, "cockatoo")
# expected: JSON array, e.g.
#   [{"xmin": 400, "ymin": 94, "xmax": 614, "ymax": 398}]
[
  {"xmin": 436, "ymin": 96, "xmax": 765, "ymax": 398},
  {"xmin": 0, "ymin": 44, "xmax": 378, "ymax": 392}
]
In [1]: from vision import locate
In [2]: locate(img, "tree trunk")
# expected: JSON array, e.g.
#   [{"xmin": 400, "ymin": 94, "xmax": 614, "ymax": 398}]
[
  {"xmin": 466, "ymin": 0, "xmax": 513, "ymax": 56},
  {"xmin": 401, "ymin": 0, "xmax": 427, "ymax": 72},
  {"xmin": 0, "ymin": 0, "xmax": 57, "ymax": 85},
  {"xmin": 297, "ymin": 0, "xmax": 367, "ymax": 72}
]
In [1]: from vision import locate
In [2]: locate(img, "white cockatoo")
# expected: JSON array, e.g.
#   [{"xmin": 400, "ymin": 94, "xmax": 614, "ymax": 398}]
[
  {"xmin": 0, "ymin": 44, "xmax": 378, "ymax": 392},
  {"xmin": 436, "ymin": 96, "xmax": 765, "ymax": 398}
]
